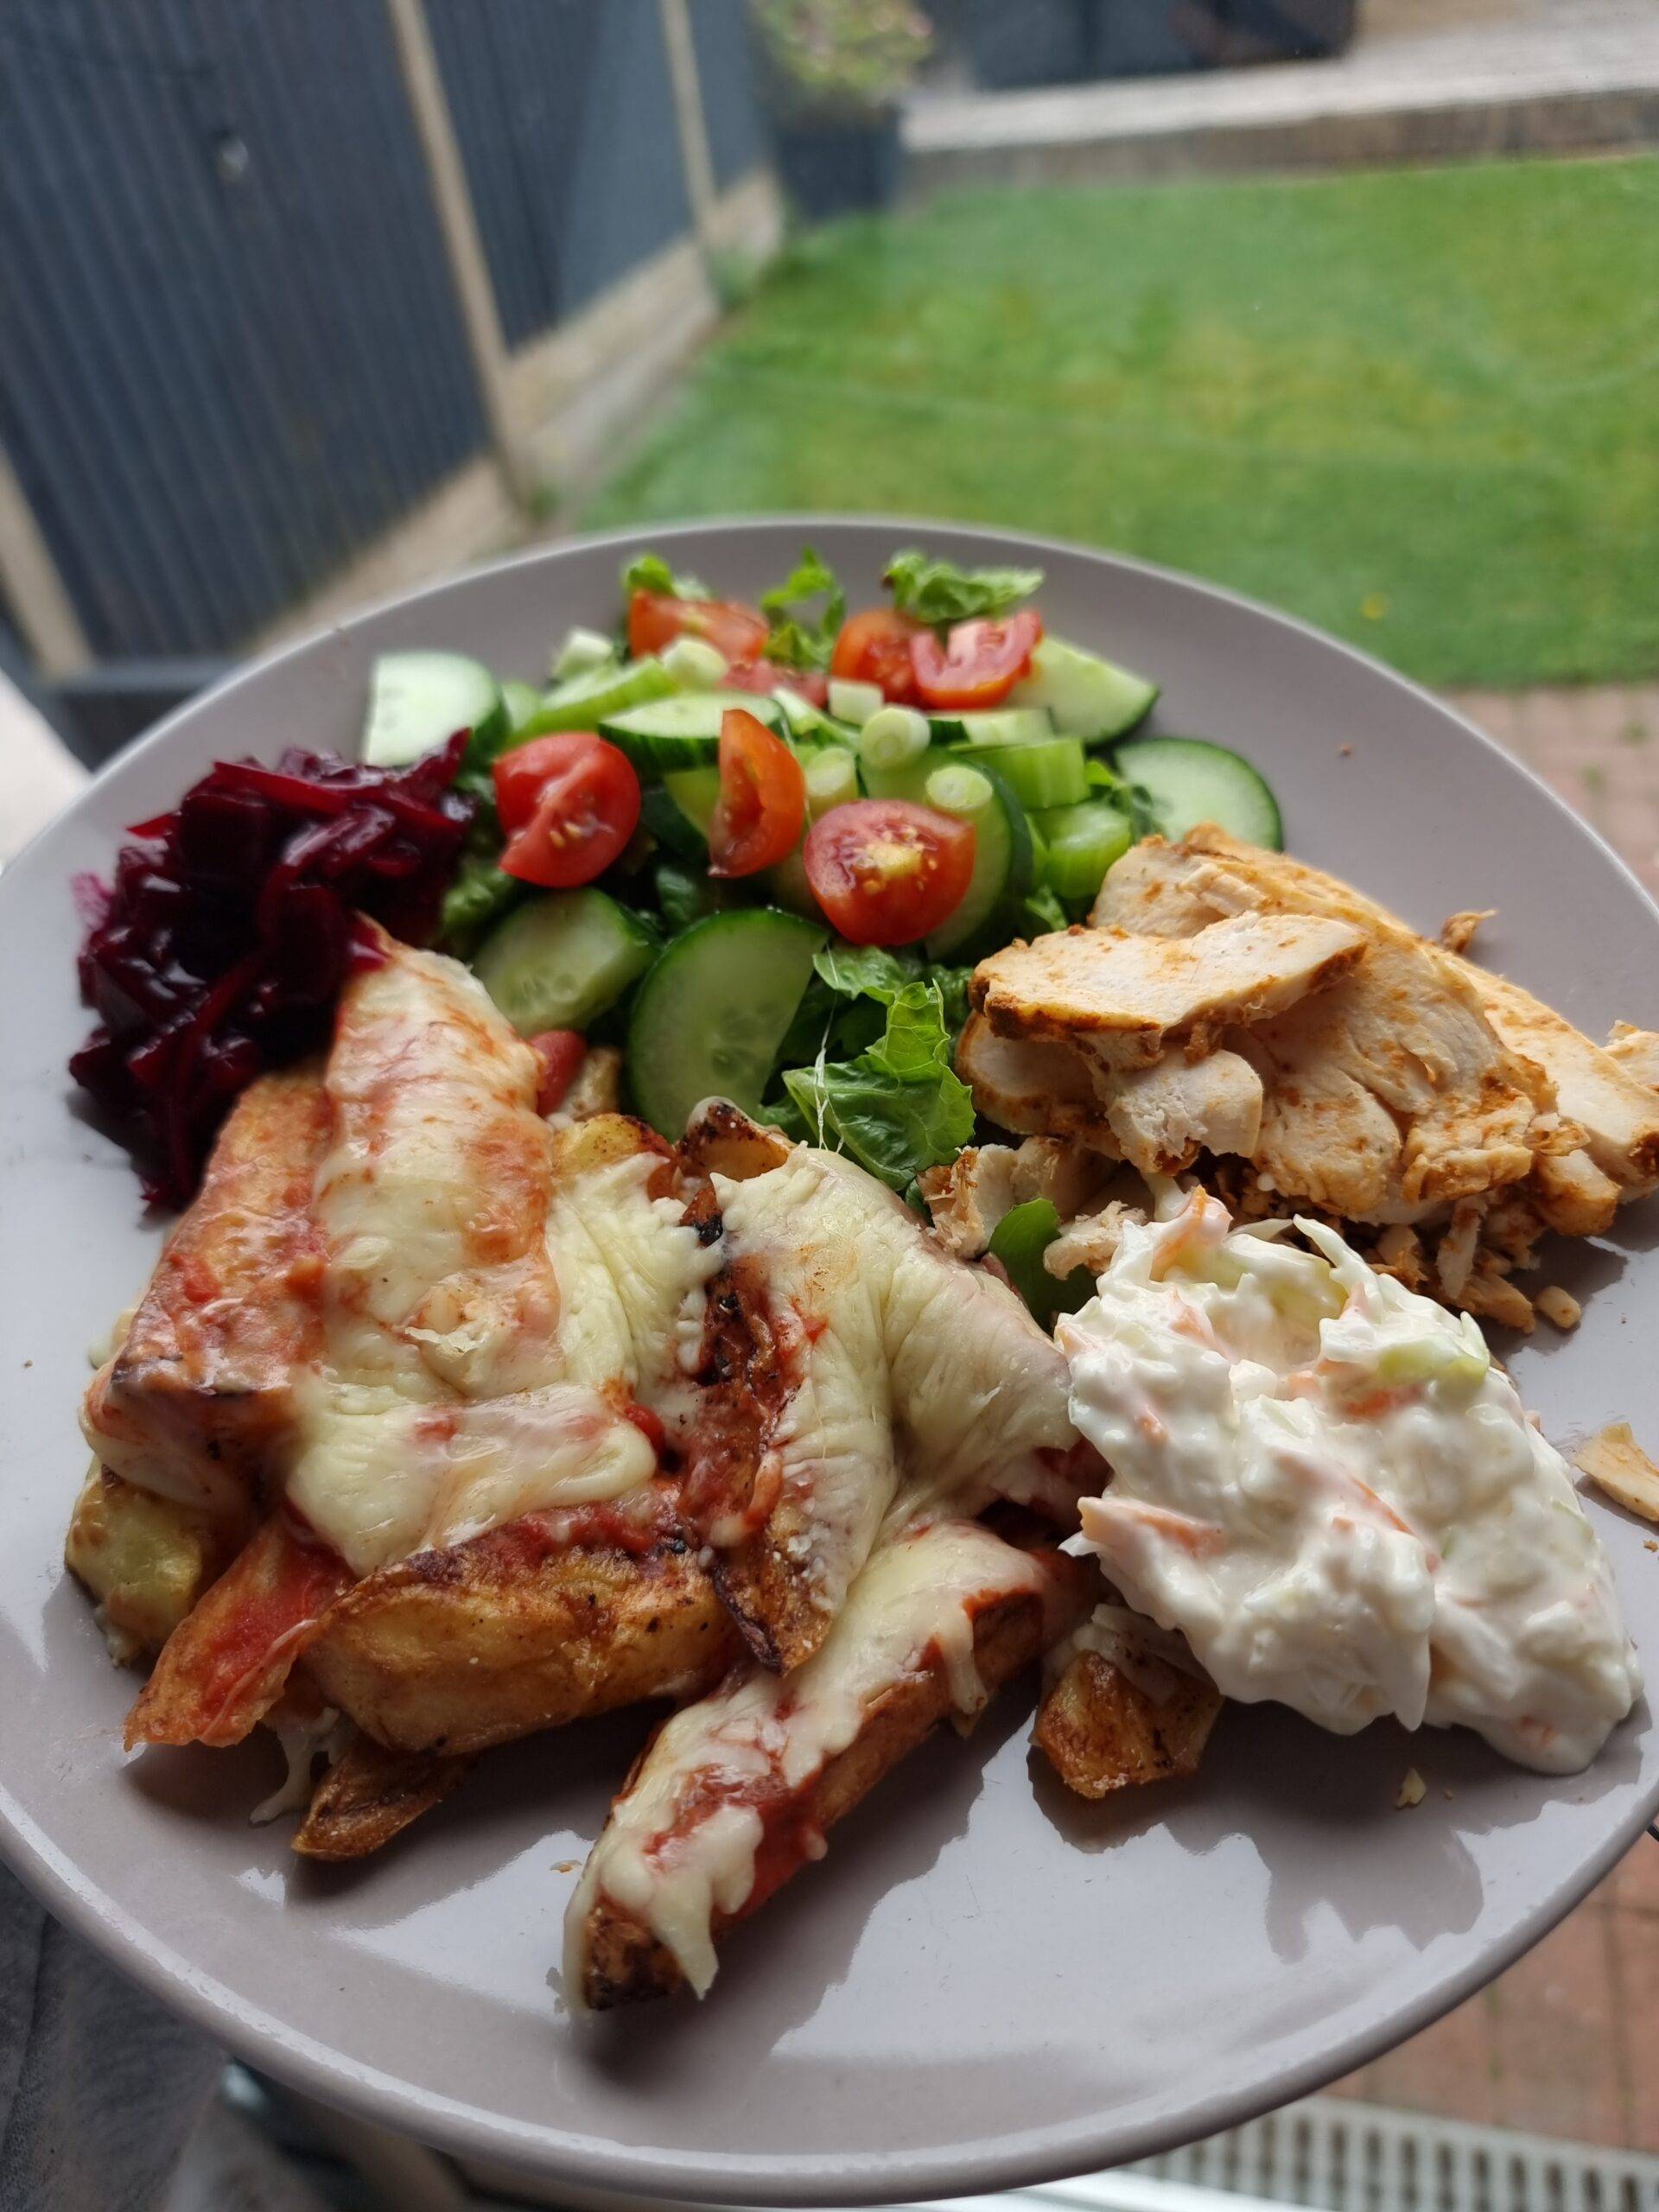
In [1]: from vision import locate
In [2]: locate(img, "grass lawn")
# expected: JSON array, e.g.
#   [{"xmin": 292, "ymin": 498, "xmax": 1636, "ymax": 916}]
[{"xmin": 582, "ymin": 156, "xmax": 1659, "ymax": 690}]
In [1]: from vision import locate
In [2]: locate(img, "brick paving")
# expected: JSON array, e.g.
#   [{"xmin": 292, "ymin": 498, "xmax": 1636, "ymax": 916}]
[
  {"xmin": 1446, "ymin": 683, "xmax": 1659, "ymax": 902},
  {"xmin": 1327, "ymin": 679, "xmax": 1659, "ymax": 2152}
]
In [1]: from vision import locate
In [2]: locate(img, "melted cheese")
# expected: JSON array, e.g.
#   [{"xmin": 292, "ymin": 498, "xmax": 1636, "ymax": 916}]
[
  {"xmin": 712, "ymin": 1148, "xmax": 1078, "ymax": 1600},
  {"xmin": 564, "ymin": 1520, "xmax": 1047, "ymax": 2001},
  {"xmin": 280, "ymin": 940, "xmax": 715, "ymax": 1575},
  {"xmin": 544, "ymin": 1146, "xmax": 721, "ymax": 1404},
  {"xmin": 285, "ymin": 1377, "xmax": 657, "ymax": 1575}
]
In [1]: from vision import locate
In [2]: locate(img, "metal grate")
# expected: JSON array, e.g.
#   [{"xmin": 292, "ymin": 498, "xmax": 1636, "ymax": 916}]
[{"xmin": 1124, "ymin": 2099, "xmax": 1659, "ymax": 2212}]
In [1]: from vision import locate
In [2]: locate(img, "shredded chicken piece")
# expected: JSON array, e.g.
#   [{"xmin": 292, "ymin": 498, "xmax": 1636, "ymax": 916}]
[
  {"xmin": 1440, "ymin": 910, "xmax": 1494, "ymax": 955},
  {"xmin": 918, "ymin": 1138, "xmax": 1113, "ymax": 1261},
  {"xmin": 1371, "ymin": 1224, "xmax": 1427, "ymax": 1290},
  {"xmin": 1573, "ymin": 1421, "xmax": 1659, "ymax": 1523},
  {"xmin": 1435, "ymin": 1199, "xmax": 1484, "ymax": 1302},
  {"xmin": 918, "ymin": 1146, "xmax": 1022, "ymax": 1261},
  {"xmin": 1455, "ymin": 1268, "xmax": 1535, "ymax": 1334},
  {"xmin": 1535, "ymin": 1286, "xmax": 1582, "ymax": 1332},
  {"xmin": 1044, "ymin": 1200, "xmax": 1148, "ymax": 1281}
]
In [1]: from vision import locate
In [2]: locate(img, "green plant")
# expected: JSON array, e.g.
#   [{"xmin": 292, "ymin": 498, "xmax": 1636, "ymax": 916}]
[{"xmin": 752, "ymin": 0, "xmax": 931, "ymax": 118}]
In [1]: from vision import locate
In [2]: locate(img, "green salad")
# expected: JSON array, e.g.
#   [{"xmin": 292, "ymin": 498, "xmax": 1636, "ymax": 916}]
[{"xmin": 359, "ymin": 543, "xmax": 1282, "ymax": 1199}]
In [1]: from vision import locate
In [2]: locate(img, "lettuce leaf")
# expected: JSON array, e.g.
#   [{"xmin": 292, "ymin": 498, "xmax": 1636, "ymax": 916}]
[
  {"xmin": 760, "ymin": 545, "xmax": 846, "ymax": 671},
  {"xmin": 884, "ymin": 548, "xmax": 1043, "ymax": 628},
  {"xmin": 621, "ymin": 550, "xmax": 709, "ymax": 601},
  {"xmin": 782, "ymin": 979, "xmax": 975, "ymax": 1191}
]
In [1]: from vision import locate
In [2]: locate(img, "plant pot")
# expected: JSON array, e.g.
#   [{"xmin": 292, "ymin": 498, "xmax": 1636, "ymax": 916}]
[{"xmin": 769, "ymin": 109, "xmax": 903, "ymax": 221}]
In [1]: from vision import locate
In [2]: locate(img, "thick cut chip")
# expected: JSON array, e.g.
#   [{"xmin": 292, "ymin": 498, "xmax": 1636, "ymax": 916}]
[
  {"xmin": 566, "ymin": 1520, "xmax": 1090, "ymax": 2008},
  {"xmin": 126, "ymin": 1517, "xmax": 353, "ymax": 1750},
  {"xmin": 81, "ymin": 1065, "xmax": 328, "ymax": 1519},
  {"xmin": 66, "ymin": 1465, "xmax": 249, "ymax": 1662},
  {"xmin": 304, "ymin": 1491, "xmax": 735, "ymax": 1755},
  {"xmin": 1035, "ymin": 1609, "xmax": 1223, "ymax": 1799},
  {"xmin": 678, "ymin": 1109, "xmax": 1084, "ymax": 1672},
  {"xmin": 292, "ymin": 1732, "xmax": 475, "ymax": 1861}
]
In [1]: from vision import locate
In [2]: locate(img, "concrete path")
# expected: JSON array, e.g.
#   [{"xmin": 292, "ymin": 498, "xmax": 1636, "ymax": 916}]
[{"xmin": 905, "ymin": 0, "xmax": 1659, "ymax": 190}]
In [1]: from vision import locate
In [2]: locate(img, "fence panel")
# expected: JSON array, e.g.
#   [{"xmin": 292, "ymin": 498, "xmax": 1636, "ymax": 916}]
[
  {"xmin": 690, "ymin": 0, "xmax": 769, "ymax": 193},
  {"xmin": 424, "ymin": 0, "xmax": 695, "ymax": 351},
  {"xmin": 0, "ymin": 0, "xmax": 485, "ymax": 660}
]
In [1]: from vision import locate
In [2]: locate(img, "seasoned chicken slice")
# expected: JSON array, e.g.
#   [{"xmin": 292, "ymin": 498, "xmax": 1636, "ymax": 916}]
[
  {"xmin": 1091, "ymin": 832, "xmax": 1554, "ymax": 1223},
  {"xmin": 1453, "ymin": 963, "xmax": 1659, "ymax": 1195},
  {"xmin": 1605, "ymin": 1023, "xmax": 1659, "ymax": 1091},
  {"xmin": 956, "ymin": 1013, "xmax": 1119, "ymax": 1147},
  {"xmin": 1101, "ymin": 1049, "xmax": 1263, "ymax": 1176},
  {"xmin": 679, "ymin": 1106, "xmax": 1084, "ymax": 1672},
  {"xmin": 972, "ymin": 913, "xmax": 1366, "ymax": 1069},
  {"xmin": 565, "ymin": 1520, "xmax": 1090, "ymax": 2007},
  {"xmin": 81, "ymin": 1065, "xmax": 328, "ymax": 1521}
]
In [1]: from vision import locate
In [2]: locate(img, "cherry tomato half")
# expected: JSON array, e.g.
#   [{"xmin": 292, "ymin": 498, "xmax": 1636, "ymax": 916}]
[
  {"xmin": 803, "ymin": 799, "xmax": 976, "ymax": 946},
  {"xmin": 494, "ymin": 733, "xmax": 640, "ymax": 889},
  {"xmin": 627, "ymin": 589, "xmax": 769, "ymax": 664},
  {"xmin": 527, "ymin": 1029, "xmax": 587, "ymax": 1116},
  {"xmin": 709, "ymin": 708, "xmax": 806, "ymax": 879},
  {"xmin": 831, "ymin": 607, "xmax": 924, "ymax": 704},
  {"xmin": 910, "ymin": 609, "xmax": 1043, "ymax": 712},
  {"xmin": 725, "ymin": 659, "xmax": 830, "ymax": 708}
]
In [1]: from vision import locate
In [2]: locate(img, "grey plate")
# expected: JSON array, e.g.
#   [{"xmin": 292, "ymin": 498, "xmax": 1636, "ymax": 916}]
[{"xmin": 1, "ymin": 521, "xmax": 1656, "ymax": 2207}]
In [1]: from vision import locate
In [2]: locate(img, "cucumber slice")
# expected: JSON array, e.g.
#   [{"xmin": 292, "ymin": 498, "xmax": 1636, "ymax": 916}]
[
  {"xmin": 924, "ymin": 761, "xmax": 1033, "ymax": 960},
  {"xmin": 639, "ymin": 782, "xmax": 707, "ymax": 861},
  {"xmin": 364, "ymin": 651, "xmax": 505, "ymax": 768},
  {"xmin": 1011, "ymin": 636, "xmax": 1158, "ymax": 743},
  {"xmin": 1113, "ymin": 735, "xmax": 1282, "ymax": 849},
  {"xmin": 627, "ymin": 909, "xmax": 825, "ymax": 1138},
  {"xmin": 662, "ymin": 764, "xmax": 721, "ymax": 843},
  {"xmin": 949, "ymin": 733, "xmax": 1087, "ymax": 810},
  {"xmin": 1033, "ymin": 798, "xmax": 1135, "ymax": 903},
  {"xmin": 518, "ymin": 658, "xmax": 675, "ymax": 743},
  {"xmin": 500, "ymin": 678, "xmax": 543, "ymax": 734},
  {"xmin": 923, "ymin": 705, "xmax": 1053, "ymax": 747},
  {"xmin": 473, "ymin": 890, "xmax": 655, "ymax": 1036},
  {"xmin": 601, "ymin": 690, "xmax": 785, "ymax": 772}
]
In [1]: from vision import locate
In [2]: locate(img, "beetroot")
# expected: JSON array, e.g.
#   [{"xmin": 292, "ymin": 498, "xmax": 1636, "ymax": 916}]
[{"xmin": 71, "ymin": 734, "xmax": 474, "ymax": 1208}]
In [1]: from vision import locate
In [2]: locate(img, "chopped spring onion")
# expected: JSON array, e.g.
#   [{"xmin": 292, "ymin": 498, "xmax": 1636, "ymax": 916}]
[
  {"xmin": 925, "ymin": 761, "xmax": 995, "ymax": 818},
  {"xmin": 550, "ymin": 626, "xmax": 617, "ymax": 683},
  {"xmin": 830, "ymin": 677, "xmax": 884, "ymax": 724},
  {"xmin": 858, "ymin": 704, "xmax": 931, "ymax": 774},
  {"xmin": 805, "ymin": 747, "xmax": 861, "ymax": 811},
  {"xmin": 661, "ymin": 635, "xmax": 729, "ymax": 690}
]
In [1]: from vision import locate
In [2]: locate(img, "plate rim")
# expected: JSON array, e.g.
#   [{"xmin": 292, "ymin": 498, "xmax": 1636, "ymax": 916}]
[{"xmin": 4, "ymin": 515, "xmax": 1657, "ymax": 2204}]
